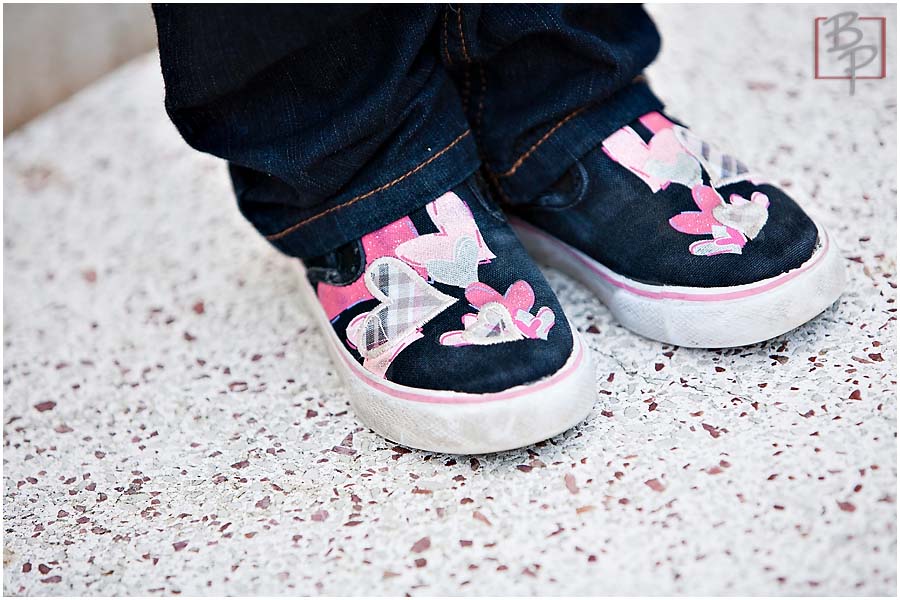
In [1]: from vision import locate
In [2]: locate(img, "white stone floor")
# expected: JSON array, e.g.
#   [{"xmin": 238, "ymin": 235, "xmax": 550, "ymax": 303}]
[{"xmin": 3, "ymin": 4, "xmax": 896, "ymax": 596}]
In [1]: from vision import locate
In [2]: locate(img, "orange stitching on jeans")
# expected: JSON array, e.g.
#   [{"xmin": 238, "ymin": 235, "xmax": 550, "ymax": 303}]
[
  {"xmin": 497, "ymin": 105, "xmax": 587, "ymax": 178},
  {"xmin": 456, "ymin": 6, "xmax": 471, "ymax": 63},
  {"xmin": 441, "ymin": 9, "xmax": 453, "ymax": 67},
  {"xmin": 265, "ymin": 130, "xmax": 472, "ymax": 241}
]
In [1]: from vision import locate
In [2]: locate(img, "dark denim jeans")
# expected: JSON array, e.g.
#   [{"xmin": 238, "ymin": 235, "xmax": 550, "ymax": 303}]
[{"xmin": 153, "ymin": 4, "xmax": 662, "ymax": 258}]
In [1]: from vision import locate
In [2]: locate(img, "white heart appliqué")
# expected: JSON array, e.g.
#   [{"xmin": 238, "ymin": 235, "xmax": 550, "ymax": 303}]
[
  {"xmin": 712, "ymin": 192, "xmax": 770, "ymax": 239},
  {"xmin": 439, "ymin": 302, "xmax": 524, "ymax": 347}
]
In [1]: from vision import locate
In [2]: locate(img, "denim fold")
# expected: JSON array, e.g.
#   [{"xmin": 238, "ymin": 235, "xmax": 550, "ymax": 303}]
[{"xmin": 153, "ymin": 4, "xmax": 662, "ymax": 258}]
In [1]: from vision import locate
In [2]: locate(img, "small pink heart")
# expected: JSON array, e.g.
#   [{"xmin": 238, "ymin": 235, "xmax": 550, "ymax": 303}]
[
  {"xmin": 514, "ymin": 307, "xmax": 555, "ymax": 339},
  {"xmin": 516, "ymin": 316, "xmax": 542, "ymax": 339},
  {"xmin": 464, "ymin": 282, "xmax": 503, "ymax": 308},
  {"xmin": 465, "ymin": 280, "xmax": 535, "ymax": 314},
  {"xmin": 503, "ymin": 281, "xmax": 535, "ymax": 312}
]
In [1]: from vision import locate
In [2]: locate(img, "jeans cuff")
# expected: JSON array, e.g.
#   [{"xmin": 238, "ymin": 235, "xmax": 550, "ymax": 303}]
[
  {"xmin": 264, "ymin": 129, "xmax": 481, "ymax": 258},
  {"xmin": 489, "ymin": 79, "xmax": 663, "ymax": 205}
]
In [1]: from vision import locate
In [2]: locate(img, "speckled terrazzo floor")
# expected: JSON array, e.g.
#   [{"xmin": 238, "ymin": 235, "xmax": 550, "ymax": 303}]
[{"xmin": 3, "ymin": 4, "xmax": 897, "ymax": 596}]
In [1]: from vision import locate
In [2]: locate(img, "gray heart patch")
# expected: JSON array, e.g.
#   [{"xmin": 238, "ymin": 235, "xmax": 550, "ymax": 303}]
[
  {"xmin": 644, "ymin": 153, "xmax": 702, "ymax": 188},
  {"xmin": 425, "ymin": 236, "xmax": 479, "ymax": 288},
  {"xmin": 713, "ymin": 201, "xmax": 768, "ymax": 239}
]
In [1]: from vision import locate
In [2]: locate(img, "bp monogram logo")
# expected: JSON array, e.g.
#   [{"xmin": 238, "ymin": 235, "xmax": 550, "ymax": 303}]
[{"xmin": 814, "ymin": 12, "xmax": 887, "ymax": 95}]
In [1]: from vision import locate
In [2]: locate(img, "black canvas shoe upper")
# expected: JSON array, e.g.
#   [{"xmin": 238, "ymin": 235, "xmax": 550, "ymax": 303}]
[
  {"xmin": 304, "ymin": 175, "xmax": 574, "ymax": 394},
  {"xmin": 509, "ymin": 111, "xmax": 820, "ymax": 288}
]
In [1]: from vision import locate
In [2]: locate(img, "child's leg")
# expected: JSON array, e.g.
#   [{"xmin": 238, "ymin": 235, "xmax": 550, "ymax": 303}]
[
  {"xmin": 440, "ymin": 4, "xmax": 663, "ymax": 204},
  {"xmin": 153, "ymin": 4, "xmax": 479, "ymax": 259},
  {"xmin": 152, "ymin": 5, "xmax": 596, "ymax": 453}
]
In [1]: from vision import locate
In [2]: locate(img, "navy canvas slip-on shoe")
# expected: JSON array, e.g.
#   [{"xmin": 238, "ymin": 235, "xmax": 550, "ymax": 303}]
[
  {"xmin": 508, "ymin": 111, "xmax": 846, "ymax": 348},
  {"xmin": 298, "ymin": 174, "xmax": 595, "ymax": 454}
]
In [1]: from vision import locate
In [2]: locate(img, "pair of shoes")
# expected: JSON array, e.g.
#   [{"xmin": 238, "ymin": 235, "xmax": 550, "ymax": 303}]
[{"xmin": 297, "ymin": 111, "xmax": 846, "ymax": 454}]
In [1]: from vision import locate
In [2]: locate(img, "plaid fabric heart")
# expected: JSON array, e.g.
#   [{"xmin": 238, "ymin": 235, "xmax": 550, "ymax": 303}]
[
  {"xmin": 353, "ymin": 257, "xmax": 456, "ymax": 358},
  {"xmin": 673, "ymin": 125, "xmax": 753, "ymax": 187},
  {"xmin": 316, "ymin": 217, "xmax": 422, "ymax": 320}
]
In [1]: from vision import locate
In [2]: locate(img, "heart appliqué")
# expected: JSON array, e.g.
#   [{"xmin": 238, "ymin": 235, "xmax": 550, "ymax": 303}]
[
  {"xmin": 351, "ymin": 257, "xmax": 456, "ymax": 358},
  {"xmin": 669, "ymin": 186, "xmax": 771, "ymax": 257},
  {"xmin": 513, "ymin": 307, "xmax": 555, "ymax": 340},
  {"xmin": 602, "ymin": 126, "xmax": 701, "ymax": 192},
  {"xmin": 673, "ymin": 126, "xmax": 754, "ymax": 187},
  {"xmin": 316, "ymin": 217, "xmax": 422, "ymax": 320},
  {"xmin": 465, "ymin": 280, "xmax": 535, "ymax": 315},
  {"xmin": 712, "ymin": 192, "xmax": 770, "ymax": 239},
  {"xmin": 346, "ymin": 320, "xmax": 424, "ymax": 378},
  {"xmin": 440, "ymin": 302, "xmax": 524, "ymax": 347},
  {"xmin": 395, "ymin": 191, "xmax": 495, "ymax": 268},
  {"xmin": 425, "ymin": 236, "xmax": 479, "ymax": 288},
  {"xmin": 441, "ymin": 281, "xmax": 556, "ymax": 346},
  {"xmin": 644, "ymin": 153, "xmax": 702, "ymax": 190},
  {"xmin": 688, "ymin": 229, "xmax": 745, "ymax": 256}
]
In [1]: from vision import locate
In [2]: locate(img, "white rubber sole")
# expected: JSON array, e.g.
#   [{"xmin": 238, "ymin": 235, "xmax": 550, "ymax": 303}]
[
  {"xmin": 295, "ymin": 263, "xmax": 597, "ymax": 454},
  {"xmin": 511, "ymin": 218, "xmax": 847, "ymax": 348}
]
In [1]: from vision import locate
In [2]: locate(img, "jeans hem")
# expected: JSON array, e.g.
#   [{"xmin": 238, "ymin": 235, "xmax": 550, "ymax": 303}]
[{"xmin": 265, "ymin": 129, "xmax": 481, "ymax": 258}]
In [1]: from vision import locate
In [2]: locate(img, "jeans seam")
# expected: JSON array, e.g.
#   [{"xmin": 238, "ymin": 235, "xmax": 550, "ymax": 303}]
[
  {"xmin": 482, "ymin": 165, "xmax": 514, "ymax": 206},
  {"xmin": 456, "ymin": 5, "xmax": 471, "ymax": 63},
  {"xmin": 498, "ymin": 105, "xmax": 589, "ymax": 178},
  {"xmin": 467, "ymin": 174, "xmax": 506, "ymax": 222},
  {"xmin": 441, "ymin": 9, "xmax": 453, "ymax": 67},
  {"xmin": 266, "ymin": 129, "xmax": 471, "ymax": 240},
  {"xmin": 472, "ymin": 64, "xmax": 513, "ymax": 206}
]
